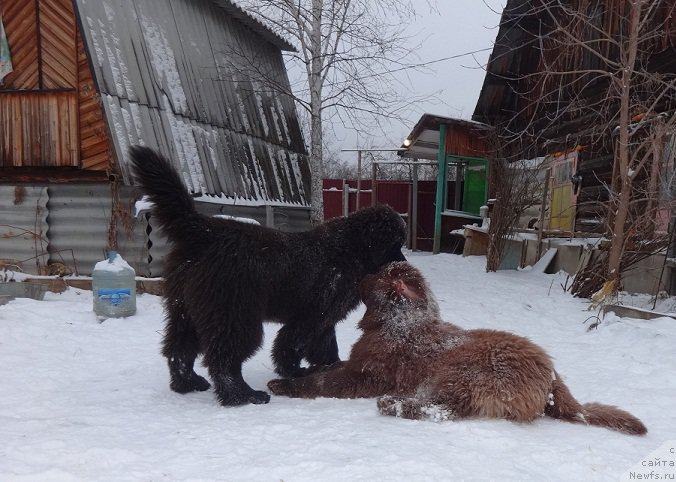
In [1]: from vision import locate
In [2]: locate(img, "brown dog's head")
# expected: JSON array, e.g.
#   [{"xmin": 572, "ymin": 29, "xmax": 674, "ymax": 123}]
[
  {"xmin": 357, "ymin": 261, "xmax": 441, "ymax": 336},
  {"xmin": 359, "ymin": 261, "xmax": 439, "ymax": 316}
]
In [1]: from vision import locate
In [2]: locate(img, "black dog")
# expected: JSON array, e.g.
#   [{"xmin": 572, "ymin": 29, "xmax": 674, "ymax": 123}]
[{"xmin": 129, "ymin": 146, "xmax": 407, "ymax": 406}]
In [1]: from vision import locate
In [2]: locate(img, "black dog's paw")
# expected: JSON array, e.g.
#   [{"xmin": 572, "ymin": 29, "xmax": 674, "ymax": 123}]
[
  {"xmin": 218, "ymin": 388, "xmax": 270, "ymax": 406},
  {"xmin": 191, "ymin": 374, "xmax": 212, "ymax": 392},
  {"xmin": 249, "ymin": 390, "xmax": 271, "ymax": 404},
  {"xmin": 170, "ymin": 373, "xmax": 211, "ymax": 394},
  {"xmin": 267, "ymin": 378, "xmax": 295, "ymax": 396}
]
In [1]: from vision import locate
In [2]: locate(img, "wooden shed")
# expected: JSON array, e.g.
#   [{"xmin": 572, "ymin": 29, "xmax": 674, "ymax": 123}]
[
  {"xmin": 399, "ymin": 114, "xmax": 492, "ymax": 253},
  {"xmin": 472, "ymin": 0, "xmax": 676, "ymax": 235},
  {"xmin": 0, "ymin": 0, "xmax": 310, "ymax": 276},
  {"xmin": 471, "ymin": 0, "xmax": 676, "ymax": 293}
]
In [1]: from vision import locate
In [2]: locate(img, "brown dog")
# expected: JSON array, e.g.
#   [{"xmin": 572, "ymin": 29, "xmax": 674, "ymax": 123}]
[{"xmin": 268, "ymin": 261, "xmax": 647, "ymax": 435}]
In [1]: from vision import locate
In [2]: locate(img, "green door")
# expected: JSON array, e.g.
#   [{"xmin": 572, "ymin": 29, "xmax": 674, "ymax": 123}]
[{"xmin": 462, "ymin": 159, "xmax": 488, "ymax": 216}]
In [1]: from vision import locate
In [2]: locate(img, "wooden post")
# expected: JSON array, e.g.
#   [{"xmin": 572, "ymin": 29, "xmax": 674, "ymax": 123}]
[
  {"xmin": 342, "ymin": 181, "xmax": 349, "ymax": 216},
  {"xmin": 265, "ymin": 205, "xmax": 275, "ymax": 228},
  {"xmin": 433, "ymin": 124, "xmax": 448, "ymax": 254},
  {"xmin": 411, "ymin": 160, "xmax": 419, "ymax": 251},
  {"xmin": 356, "ymin": 150, "xmax": 362, "ymax": 211},
  {"xmin": 535, "ymin": 168, "xmax": 552, "ymax": 261},
  {"xmin": 371, "ymin": 161, "xmax": 377, "ymax": 207}
]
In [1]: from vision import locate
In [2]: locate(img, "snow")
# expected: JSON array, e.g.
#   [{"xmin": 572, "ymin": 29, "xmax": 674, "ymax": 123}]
[
  {"xmin": 86, "ymin": 17, "xmax": 105, "ymax": 68},
  {"xmin": 1, "ymin": 252, "xmax": 675, "ymax": 481},
  {"xmin": 212, "ymin": 214, "xmax": 260, "ymax": 225},
  {"xmin": 139, "ymin": 15, "xmax": 187, "ymax": 113},
  {"xmin": 135, "ymin": 193, "xmax": 306, "ymax": 214},
  {"xmin": 133, "ymin": 196, "xmax": 153, "ymax": 217},
  {"xmin": 92, "ymin": 252, "xmax": 134, "ymax": 274}
]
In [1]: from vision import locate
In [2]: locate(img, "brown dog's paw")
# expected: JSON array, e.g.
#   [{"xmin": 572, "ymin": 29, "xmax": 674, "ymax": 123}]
[
  {"xmin": 305, "ymin": 360, "xmax": 344, "ymax": 375},
  {"xmin": 376, "ymin": 395, "xmax": 400, "ymax": 415},
  {"xmin": 267, "ymin": 378, "xmax": 294, "ymax": 396}
]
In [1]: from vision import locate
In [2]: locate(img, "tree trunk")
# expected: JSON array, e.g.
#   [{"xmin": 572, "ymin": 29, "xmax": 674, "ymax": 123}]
[
  {"xmin": 308, "ymin": 0, "xmax": 324, "ymax": 225},
  {"xmin": 606, "ymin": 0, "xmax": 642, "ymax": 287},
  {"xmin": 309, "ymin": 103, "xmax": 324, "ymax": 225}
]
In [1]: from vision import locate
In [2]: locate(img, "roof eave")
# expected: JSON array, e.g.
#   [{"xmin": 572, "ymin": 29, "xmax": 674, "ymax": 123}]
[{"xmin": 211, "ymin": 0, "xmax": 297, "ymax": 52}]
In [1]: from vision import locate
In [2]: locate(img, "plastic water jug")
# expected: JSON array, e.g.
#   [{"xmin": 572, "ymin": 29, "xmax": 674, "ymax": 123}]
[{"xmin": 92, "ymin": 251, "xmax": 136, "ymax": 319}]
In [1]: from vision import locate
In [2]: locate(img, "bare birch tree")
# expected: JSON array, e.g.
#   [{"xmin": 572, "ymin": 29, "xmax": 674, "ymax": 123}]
[
  {"xmin": 235, "ymin": 0, "xmax": 425, "ymax": 224},
  {"xmin": 485, "ymin": 0, "xmax": 676, "ymax": 294}
]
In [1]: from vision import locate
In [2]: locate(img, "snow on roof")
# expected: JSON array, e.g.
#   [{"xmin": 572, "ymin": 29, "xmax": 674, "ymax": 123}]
[{"xmin": 75, "ymin": 0, "xmax": 309, "ymax": 205}]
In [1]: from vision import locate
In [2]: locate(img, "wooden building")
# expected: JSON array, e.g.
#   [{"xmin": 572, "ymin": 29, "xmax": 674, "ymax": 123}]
[
  {"xmin": 0, "ymin": 0, "xmax": 310, "ymax": 276},
  {"xmin": 472, "ymin": 0, "xmax": 676, "ymax": 235}
]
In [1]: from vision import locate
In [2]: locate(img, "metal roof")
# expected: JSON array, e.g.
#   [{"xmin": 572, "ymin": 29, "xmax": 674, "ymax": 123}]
[
  {"xmin": 74, "ymin": 0, "xmax": 309, "ymax": 205},
  {"xmin": 472, "ymin": 0, "xmax": 676, "ymax": 129},
  {"xmin": 210, "ymin": 1, "xmax": 296, "ymax": 52},
  {"xmin": 471, "ymin": 0, "xmax": 533, "ymax": 127}
]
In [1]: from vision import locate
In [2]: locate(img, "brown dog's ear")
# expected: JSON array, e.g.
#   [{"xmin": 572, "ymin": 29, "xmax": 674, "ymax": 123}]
[{"xmin": 392, "ymin": 278, "xmax": 420, "ymax": 301}]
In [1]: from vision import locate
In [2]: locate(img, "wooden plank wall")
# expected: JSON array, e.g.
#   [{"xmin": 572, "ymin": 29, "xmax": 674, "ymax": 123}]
[
  {"xmin": 445, "ymin": 125, "xmax": 490, "ymax": 159},
  {"xmin": 77, "ymin": 27, "xmax": 111, "ymax": 172},
  {"xmin": 0, "ymin": 0, "xmax": 110, "ymax": 172},
  {"xmin": 0, "ymin": 92, "xmax": 77, "ymax": 167},
  {"xmin": 0, "ymin": 1, "xmax": 39, "ymax": 89},
  {"xmin": 40, "ymin": 0, "xmax": 77, "ymax": 89}
]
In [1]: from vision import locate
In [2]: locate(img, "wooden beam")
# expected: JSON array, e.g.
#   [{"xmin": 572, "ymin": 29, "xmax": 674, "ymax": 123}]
[{"xmin": 433, "ymin": 124, "xmax": 447, "ymax": 254}]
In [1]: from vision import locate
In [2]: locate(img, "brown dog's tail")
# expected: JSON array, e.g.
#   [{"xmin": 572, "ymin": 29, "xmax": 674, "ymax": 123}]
[{"xmin": 545, "ymin": 372, "xmax": 647, "ymax": 436}]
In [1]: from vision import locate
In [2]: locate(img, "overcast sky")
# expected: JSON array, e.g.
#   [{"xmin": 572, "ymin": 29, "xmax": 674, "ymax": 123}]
[{"xmin": 332, "ymin": 1, "xmax": 505, "ymax": 160}]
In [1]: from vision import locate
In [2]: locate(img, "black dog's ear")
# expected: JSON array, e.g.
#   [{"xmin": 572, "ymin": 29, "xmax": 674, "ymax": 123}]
[
  {"xmin": 359, "ymin": 274, "xmax": 378, "ymax": 303},
  {"xmin": 390, "ymin": 246, "xmax": 406, "ymax": 262}
]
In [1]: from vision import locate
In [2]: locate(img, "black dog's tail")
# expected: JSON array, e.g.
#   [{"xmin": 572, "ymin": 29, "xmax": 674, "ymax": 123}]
[{"xmin": 129, "ymin": 146, "xmax": 207, "ymax": 244}]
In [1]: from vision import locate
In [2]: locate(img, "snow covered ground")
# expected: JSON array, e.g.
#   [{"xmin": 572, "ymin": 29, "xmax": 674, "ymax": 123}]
[{"xmin": 1, "ymin": 252, "xmax": 675, "ymax": 481}]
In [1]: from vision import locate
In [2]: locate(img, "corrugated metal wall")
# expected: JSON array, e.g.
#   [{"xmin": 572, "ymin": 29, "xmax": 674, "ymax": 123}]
[
  {"xmin": 46, "ymin": 184, "xmax": 148, "ymax": 276},
  {"xmin": 0, "ymin": 186, "xmax": 49, "ymax": 273},
  {"xmin": 0, "ymin": 184, "xmax": 310, "ymax": 277}
]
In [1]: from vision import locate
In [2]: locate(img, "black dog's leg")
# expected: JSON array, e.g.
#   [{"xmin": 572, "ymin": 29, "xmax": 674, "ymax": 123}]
[
  {"xmin": 166, "ymin": 355, "xmax": 211, "ymax": 393},
  {"xmin": 203, "ymin": 317, "xmax": 270, "ymax": 406},
  {"xmin": 271, "ymin": 324, "xmax": 308, "ymax": 378},
  {"xmin": 211, "ymin": 367, "xmax": 270, "ymax": 406},
  {"xmin": 162, "ymin": 305, "xmax": 210, "ymax": 394},
  {"xmin": 273, "ymin": 324, "xmax": 341, "ymax": 377},
  {"xmin": 305, "ymin": 326, "xmax": 340, "ymax": 368}
]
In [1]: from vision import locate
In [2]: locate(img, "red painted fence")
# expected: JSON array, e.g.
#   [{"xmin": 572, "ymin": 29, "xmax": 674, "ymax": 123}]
[{"xmin": 323, "ymin": 179, "xmax": 458, "ymax": 252}]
